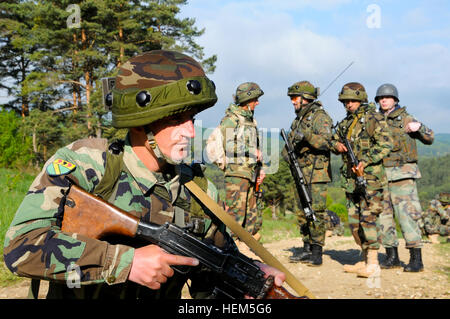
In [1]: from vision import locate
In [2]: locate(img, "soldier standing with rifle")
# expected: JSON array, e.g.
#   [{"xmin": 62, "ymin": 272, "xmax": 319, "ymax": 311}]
[
  {"xmin": 283, "ymin": 81, "xmax": 333, "ymax": 266},
  {"xmin": 3, "ymin": 50, "xmax": 284, "ymax": 299},
  {"xmin": 330, "ymin": 82, "xmax": 393, "ymax": 278},
  {"xmin": 375, "ymin": 84, "xmax": 434, "ymax": 272},
  {"xmin": 215, "ymin": 82, "xmax": 266, "ymax": 242}
]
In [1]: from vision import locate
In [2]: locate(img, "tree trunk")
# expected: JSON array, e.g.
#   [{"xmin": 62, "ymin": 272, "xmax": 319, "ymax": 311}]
[
  {"xmin": 81, "ymin": 28, "xmax": 92, "ymax": 132},
  {"xmin": 271, "ymin": 203, "xmax": 278, "ymax": 220},
  {"xmin": 118, "ymin": 26, "xmax": 124, "ymax": 67},
  {"xmin": 72, "ymin": 32, "xmax": 79, "ymax": 116},
  {"xmin": 32, "ymin": 128, "xmax": 37, "ymax": 153}
]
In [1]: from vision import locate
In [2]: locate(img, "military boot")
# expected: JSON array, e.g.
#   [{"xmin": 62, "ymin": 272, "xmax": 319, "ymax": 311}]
[
  {"xmin": 380, "ymin": 247, "xmax": 401, "ymax": 269},
  {"xmin": 289, "ymin": 242, "xmax": 311, "ymax": 263},
  {"xmin": 343, "ymin": 249, "xmax": 367, "ymax": 273},
  {"xmin": 357, "ymin": 249, "xmax": 380, "ymax": 278},
  {"xmin": 403, "ymin": 248, "xmax": 424, "ymax": 272},
  {"xmin": 306, "ymin": 244, "xmax": 323, "ymax": 266},
  {"xmin": 428, "ymin": 234, "xmax": 440, "ymax": 244}
]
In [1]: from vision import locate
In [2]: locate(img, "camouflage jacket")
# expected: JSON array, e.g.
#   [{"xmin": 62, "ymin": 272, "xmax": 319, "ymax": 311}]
[
  {"xmin": 3, "ymin": 135, "xmax": 221, "ymax": 299},
  {"xmin": 331, "ymin": 103, "xmax": 393, "ymax": 193},
  {"xmin": 380, "ymin": 106, "xmax": 434, "ymax": 181},
  {"xmin": 285, "ymin": 101, "xmax": 332, "ymax": 184},
  {"xmin": 422, "ymin": 199, "xmax": 449, "ymax": 226},
  {"xmin": 219, "ymin": 103, "xmax": 260, "ymax": 181}
]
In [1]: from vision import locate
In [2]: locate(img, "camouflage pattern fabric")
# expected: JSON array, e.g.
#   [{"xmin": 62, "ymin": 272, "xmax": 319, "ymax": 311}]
[
  {"xmin": 224, "ymin": 176, "xmax": 262, "ymax": 236},
  {"xmin": 3, "ymin": 135, "xmax": 220, "ymax": 299},
  {"xmin": 219, "ymin": 103, "xmax": 260, "ymax": 181},
  {"xmin": 346, "ymin": 189, "xmax": 383, "ymax": 250},
  {"xmin": 381, "ymin": 106, "xmax": 434, "ymax": 168},
  {"xmin": 218, "ymin": 102, "xmax": 262, "ymax": 237},
  {"xmin": 111, "ymin": 50, "xmax": 217, "ymax": 128},
  {"xmin": 331, "ymin": 103, "xmax": 393, "ymax": 250},
  {"xmin": 378, "ymin": 106, "xmax": 434, "ymax": 249},
  {"xmin": 331, "ymin": 103, "xmax": 393, "ymax": 193},
  {"xmin": 233, "ymin": 82, "xmax": 264, "ymax": 105},
  {"xmin": 379, "ymin": 179, "xmax": 423, "ymax": 248},
  {"xmin": 325, "ymin": 210, "xmax": 345, "ymax": 236},
  {"xmin": 421, "ymin": 198, "xmax": 450, "ymax": 236},
  {"xmin": 292, "ymin": 183, "xmax": 328, "ymax": 245},
  {"xmin": 287, "ymin": 81, "xmax": 318, "ymax": 100},
  {"xmin": 284, "ymin": 101, "xmax": 333, "ymax": 247}
]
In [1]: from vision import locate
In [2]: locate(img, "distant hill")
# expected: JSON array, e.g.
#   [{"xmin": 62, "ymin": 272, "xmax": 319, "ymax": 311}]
[{"xmin": 417, "ymin": 133, "xmax": 450, "ymax": 157}]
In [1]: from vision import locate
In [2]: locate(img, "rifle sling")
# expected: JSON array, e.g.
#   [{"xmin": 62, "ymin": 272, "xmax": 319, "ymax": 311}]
[{"xmin": 183, "ymin": 180, "xmax": 316, "ymax": 299}]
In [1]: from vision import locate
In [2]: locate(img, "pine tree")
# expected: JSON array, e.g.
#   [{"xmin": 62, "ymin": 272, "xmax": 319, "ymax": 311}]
[
  {"xmin": 1, "ymin": 0, "xmax": 217, "ymax": 165},
  {"xmin": 0, "ymin": 1, "xmax": 43, "ymax": 117}
]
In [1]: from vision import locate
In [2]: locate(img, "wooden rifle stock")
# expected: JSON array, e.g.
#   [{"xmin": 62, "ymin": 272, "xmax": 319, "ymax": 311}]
[{"xmin": 61, "ymin": 183, "xmax": 139, "ymax": 240}]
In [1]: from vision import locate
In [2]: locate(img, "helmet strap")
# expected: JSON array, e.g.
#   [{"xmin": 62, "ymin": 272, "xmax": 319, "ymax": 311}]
[{"xmin": 145, "ymin": 130, "xmax": 181, "ymax": 166}]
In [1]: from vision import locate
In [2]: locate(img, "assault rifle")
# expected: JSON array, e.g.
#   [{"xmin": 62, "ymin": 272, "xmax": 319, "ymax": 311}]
[
  {"xmin": 60, "ymin": 182, "xmax": 306, "ymax": 299},
  {"xmin": 335, "ymin": 126, "xmax": 369, "ymax": 203},
  {"xmin": 254, "ymin": 161, "xmax": 263, "ymax": 199},
  {"xmin": 280, "ymin": 129, "xmax": 316, "ymax": 222}
]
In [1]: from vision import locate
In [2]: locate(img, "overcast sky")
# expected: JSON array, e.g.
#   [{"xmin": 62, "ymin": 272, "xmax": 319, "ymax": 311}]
[{"xmin": 179, "ymin": 0, "xmax": 450, "ymax": 134}]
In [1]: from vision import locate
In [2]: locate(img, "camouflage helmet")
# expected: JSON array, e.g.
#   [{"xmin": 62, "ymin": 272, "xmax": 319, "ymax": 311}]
[
  {"xmin": 438, "ymin": 192, "xmax": 450, "ymax": 205},
  {"xmin": 110, "ymin": 50, "xmax": 217, "ymax": 128},
  {"xmin": 233, "ymin": 82, "xmax": 264, "ymax": 105},
  {"xmin": 338, "ymin": 82, "xmax": 368, "ymax": 103},
  {"xmin": 375, "ymin": 83, "xmax": 399, "ymax": 103},
  {"xmin": 287, "ymin": 81, "xmax": 319, "ymax": 100}
]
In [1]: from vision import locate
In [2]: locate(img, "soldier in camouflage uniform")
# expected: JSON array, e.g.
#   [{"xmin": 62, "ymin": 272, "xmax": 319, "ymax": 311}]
[
  {"xmin": 375, "ymin": 84, "xmax": 434, "ymax": 272},
  {"xmin": 325, "ymin": 210, "xmax": 345, "ymax": 237},
  {"xmin": 283, "ymin": 81, "xmax": 333, "ymax": 266},
  {"xmin": 217, "ymin": 82, "xmax": 265, "ymax": 238},
  {"xmin": 3, "ymin": 50, "xmax": 284, "ymax": 299},
  {"xmin": 421, "ymin": 193, "xmax": 450, "ymax": 243},
  {"xmin": 330, "ymin": 82, "xmax": 393, "ymax": 278}
]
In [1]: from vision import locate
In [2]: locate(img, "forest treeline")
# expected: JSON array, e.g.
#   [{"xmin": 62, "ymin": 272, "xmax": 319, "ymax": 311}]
[
  {"xmin": 1, "ymin": 2, "xmax": 448, "ymax": 221},
  {"xmin": 0, "ymin": 0, "xmax": 216, "ymax": 165}
]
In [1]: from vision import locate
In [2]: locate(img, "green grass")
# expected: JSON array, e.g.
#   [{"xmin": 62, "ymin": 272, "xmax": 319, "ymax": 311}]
[
  {"xmin": 0, "ymin": 168, "xmax": 37, "ymax": 287},
  {"xmin": 434, "ymin": 237, "xmax": 450, "ymax": 282},
  {"xmin": 259, "ymin": 213, "xmax": 300, "ymax": 243}
]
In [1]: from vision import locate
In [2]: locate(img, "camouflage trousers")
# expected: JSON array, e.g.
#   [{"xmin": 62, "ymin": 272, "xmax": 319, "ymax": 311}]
[
  {"xmin": 225, "ymin": 176, "xmax": 262, "ymax": 236},
  {"xmin": 346, "ymin": 189, "xmax": 383, "ymax": 250},
  {"xmin": 379, "ymin": 178, "xmax": 423, "ymax": 249},
  {"xmin": 295, "ymin": 183, "xmax": 328, "ymax": 246}
]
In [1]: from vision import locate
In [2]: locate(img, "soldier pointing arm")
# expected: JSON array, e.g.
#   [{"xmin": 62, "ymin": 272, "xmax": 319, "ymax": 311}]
[{"xmin": 375, "ymin": 83, "xmax": 434, "ymax": 272}]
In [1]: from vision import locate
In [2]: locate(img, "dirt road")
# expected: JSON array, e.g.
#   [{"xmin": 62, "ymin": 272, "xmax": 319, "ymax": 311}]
[
  {"xmin": 263, "ymin": 236, "xmax": 449, "ymax": 299},
  {"xmin": 1, "ymin": 236, "xmax": 448, "ymax": 299}
]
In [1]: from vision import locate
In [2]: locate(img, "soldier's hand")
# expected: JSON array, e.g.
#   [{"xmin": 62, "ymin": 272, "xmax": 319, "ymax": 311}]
[
  {"xmin": 335, "ymin": 142, "xmax": 348, "ymax": 153},
  {"xmin": 405, "ymin": 121, "xmax": 421, "ymax": 133},
  {"xmin": 244, "ymin": 262, "xmax": 286, "ymax": 299},
  {"xmin": 128, "ymin": 244, "xmax": 199, "ymax": 290},
  {"xmin": 351, "ymin": 161, "xmax": 365, "ymax": 177},
  {"xmin": 256, "ymin": 149, "xmax": 263, "ymax": 162},
  {"xmin": 254, "ymin": 261, "xmax": 286, "ymax": 287},
  {"xmin": 257, "ymin": 169, "xmax": 266, "ymax": 185}
]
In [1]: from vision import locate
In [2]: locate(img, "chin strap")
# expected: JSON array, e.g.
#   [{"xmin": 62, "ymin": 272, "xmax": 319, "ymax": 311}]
[{"xmin": 146, "ymin": 130, "xmax": 182, "ymax": 165}]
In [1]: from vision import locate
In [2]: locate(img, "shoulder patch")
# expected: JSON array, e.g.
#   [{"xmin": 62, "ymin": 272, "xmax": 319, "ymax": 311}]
[{"xmin": 46, "ymin": 159, "xmax": 77, "ymax": 177}]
